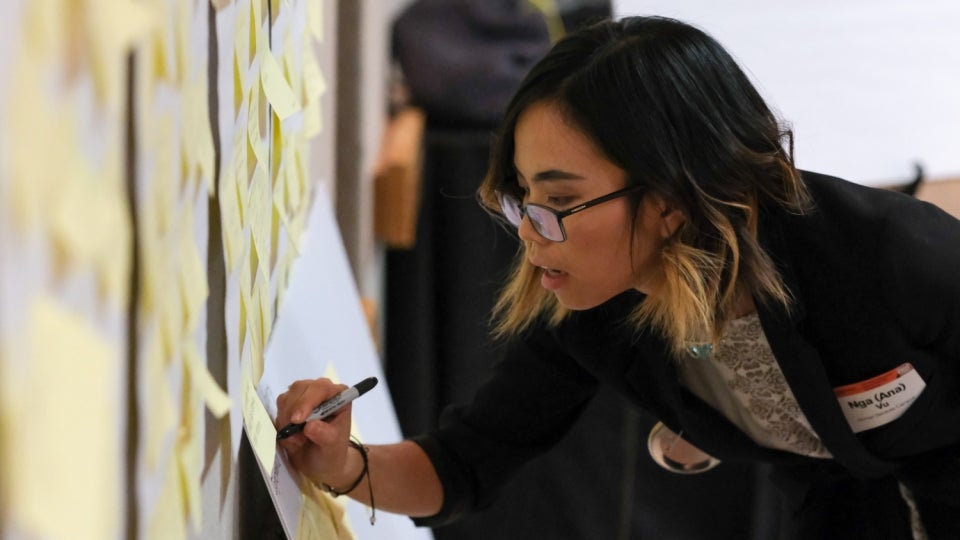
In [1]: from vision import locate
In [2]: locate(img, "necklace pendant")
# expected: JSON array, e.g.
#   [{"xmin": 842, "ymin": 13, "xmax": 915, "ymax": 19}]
[{"xmin": 687, "ymin": 343, "xmax": 714, "ymax": 359}]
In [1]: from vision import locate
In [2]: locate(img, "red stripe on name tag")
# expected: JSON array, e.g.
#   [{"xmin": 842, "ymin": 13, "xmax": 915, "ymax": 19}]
[{"xmin": 833, "ymin": 363, "xmax": 914, "ymax": 398}]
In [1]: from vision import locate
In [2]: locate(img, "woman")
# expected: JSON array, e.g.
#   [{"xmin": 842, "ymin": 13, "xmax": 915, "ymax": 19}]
[{"xmin": 276, "ymin": 16, "xmax": 960, "ymax": 538}]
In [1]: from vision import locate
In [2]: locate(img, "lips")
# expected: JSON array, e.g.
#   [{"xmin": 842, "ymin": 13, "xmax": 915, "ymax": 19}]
[
  {"xmin": 530, "ymin": 259, "xmax": 568, "ymax": 290},
  {"xmin": 529, "ymin": 258, "xmax": 563, "ymax": 274}
]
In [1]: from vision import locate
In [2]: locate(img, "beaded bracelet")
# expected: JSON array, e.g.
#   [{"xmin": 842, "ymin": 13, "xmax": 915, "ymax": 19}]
[{"xmin": 321, "ymin": 436, "xmax": 376, "ymax": 524}]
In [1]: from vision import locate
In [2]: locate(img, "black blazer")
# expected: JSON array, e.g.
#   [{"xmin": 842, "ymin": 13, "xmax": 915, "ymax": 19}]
[{"xmin": 415, "ymin": 171, "xmax": 960, "ymax": 537}]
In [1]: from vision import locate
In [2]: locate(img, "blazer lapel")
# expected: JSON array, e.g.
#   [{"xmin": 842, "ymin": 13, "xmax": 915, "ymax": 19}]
[{"xmin": 758, "ymin": 209, "xmax": 896, "ymax": 477}]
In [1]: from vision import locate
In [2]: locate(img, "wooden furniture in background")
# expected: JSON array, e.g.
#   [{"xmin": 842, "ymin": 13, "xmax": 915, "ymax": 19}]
[{"xmin": 373, "ymin": 107, "xmax": 427, "ymax": 249}]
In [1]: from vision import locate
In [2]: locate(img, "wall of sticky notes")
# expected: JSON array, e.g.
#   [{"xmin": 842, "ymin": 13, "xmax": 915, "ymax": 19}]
[
  {"xmin": 0, "ymin": 0, "xmax": 379, "ymax": 538},
  {"xmin": 0, "ymin": 0, "xmax": 143, "ymax": 537}
]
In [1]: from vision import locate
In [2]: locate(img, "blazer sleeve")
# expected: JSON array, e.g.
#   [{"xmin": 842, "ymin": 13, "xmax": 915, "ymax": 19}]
[
  {"xmin": 878, "ymin": 195, "xmax": 960, "ymax": 361},
  {"xmin": 410, "ymin": 326, "xmax": 599, "ymax": 526}
]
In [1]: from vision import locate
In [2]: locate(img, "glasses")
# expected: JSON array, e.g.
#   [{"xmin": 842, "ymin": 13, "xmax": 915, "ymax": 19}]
[{"xmin": 495, "ymin": 185, "xmax": 644, "ymax": 242}]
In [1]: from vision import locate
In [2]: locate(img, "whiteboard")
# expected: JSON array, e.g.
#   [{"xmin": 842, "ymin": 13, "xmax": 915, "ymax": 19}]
[{"xmin": 613, "ymin": 0, "xmax": 960, "ymax": 185}]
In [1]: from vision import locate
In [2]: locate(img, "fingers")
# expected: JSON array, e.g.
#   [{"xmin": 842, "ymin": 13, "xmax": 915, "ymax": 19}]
[
  {"xmin": 302, "ymin": 402, "xmax": 352, "ymax": 445},
  {"xmin": 274, "ymin": 378, "xmax": 347, "ymax": 427},
  {"xmin": 274, "ymin": 379, "xmax": 355, "ymax": 486},
  {"xmin": 279, "ymin": 412, "xmax": 349, "ymax": 456}
]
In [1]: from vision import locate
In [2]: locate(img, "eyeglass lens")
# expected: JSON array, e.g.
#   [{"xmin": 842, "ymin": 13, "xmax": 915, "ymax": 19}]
[
  {"xmin": 497, "ymin": 192, "xmax": 523, "ymax": 227},
  {"xmin": 525, "ymin": 206, "xmax": 564, "ymax": 241},
  {"xmin": 496, "ymin": 192, "xmax": 565, "ymax": 241}
]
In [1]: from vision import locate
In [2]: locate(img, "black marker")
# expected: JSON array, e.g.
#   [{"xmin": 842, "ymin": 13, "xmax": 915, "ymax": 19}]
[{"xmin": 276, "ymin": 377, "xmax": 378, "ymax": 440}]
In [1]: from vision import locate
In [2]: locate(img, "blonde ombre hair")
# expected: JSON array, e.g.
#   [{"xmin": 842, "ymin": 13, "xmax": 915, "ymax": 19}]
[{"xmin": 478, "ymin": 17, "xmax": 812, "ymax": 358}]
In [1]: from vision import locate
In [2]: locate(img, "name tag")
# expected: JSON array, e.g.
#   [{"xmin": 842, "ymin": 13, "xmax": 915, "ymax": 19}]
[{"xmin": 833, "ymin": 363, "xmax": 926, "ymax": 433}]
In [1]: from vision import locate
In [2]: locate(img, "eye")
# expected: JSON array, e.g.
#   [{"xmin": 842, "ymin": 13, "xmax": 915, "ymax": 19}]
[{"xmin": 546, "ymin": 195, "xmax": 573, "ymax": 207}]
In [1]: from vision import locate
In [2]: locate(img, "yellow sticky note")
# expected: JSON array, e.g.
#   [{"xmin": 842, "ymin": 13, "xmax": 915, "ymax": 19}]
[
  {"xmin": 302, "ymin": 99, "xmax": 322, "ymax": 138},
  {"xmin": 184, "ymin": 341, "xmax": 232, "ymax": 418},
  {"xmin": 177, "ymin": 214, "xmax": 209, "ymax": 333},
  {"xmin": 306, "ymin": 0, "xmax": 323, "ymax": 43},
  {"xmin": 22, "ymin": 0, "xmax": 65, "ymax": 61},
  {"xmin": 238, "ymin": 291, "xmax": 249, "ymax": 357},
  {"xmin": 239, "ymin": 244, "xmax": 253, "ymax": 308},
  {"xmin": 157, "ymin": 276, "xmax": 182, "ymax": 363},
  {"xmin": 2, "ymin": 296, "xmax": 121, "ymax": 540},
  {"xmin": 241, "ymin": 359, "xmax": 276, "ymax": 469},
  {"xmin": 6, "ymin": 60, "xmax": 52, "ymax": 230},
  {"xmin": 256, "ymin": 262, "xmax": 274, "ymax": 343},
  {"xmin": 246, "ymin": 265, "xmax": 268, "ymax": 380},
  {"xmin": 219, "ymin": 172, "xmax": 245, "ymax": 273},
  {"xmin": 95, "ymin": 186, "xmax": 133, "ymax": 305},
  {"xmin": 301, "ymin": 48, "xmax": 326, "ymax": 140},
  {"xmin": 250, "ymin": 0, "xmax": 265, "ymax": 60},
  {"xmin": 261, "ymin": 51, "xmax": 299, "ymax": 121},
  {"xmin": 233, "ymin": 47, "xmax": 246, "ymax": 117},
  {"xmin": 50, "ymin": 160, "xmax": 102, "ymax": 264},
  {"xmin": 138, "ymin": 230, "xmax": 163, "ymax": 316},
  {"xmin": 248, "ymin": 328, "xmax": 264, "ymax": 384},
  {"xmin": 248, "ymin": 164, "xmax": 273, "ymax": 269},
  {"xmin": 173, "ymin": 0, "xmax": 191, "ymax": 82},
  {"xmin": 288, "ymin": 146, "xmax": 306, "ymax": 216},
  {"xmin": 231, "ymin": 110, "xmax": 249, "ymax": 188},
  {"xmin": 181, "ymin": 121, "xmax": 199, "ymax": 187},
  {"xmin": 281, "ymin": 34, "xmax": 302, "ymax": 103},
  {"xmin": 244, "ymin": 268, "xmax": 264, "ymax": 381},
  {"xmin": 302, "ymin": 45, "xmax": 326, "ymax": 102},
  {"xmin": 188, "ymin": 79, "xmax": 217, "ymax": 194},
  {"xmin": 177, "ymin": 359, "xmax": 204, "ymax": 534},
  {"xmin": 87, "ymin": 0, "xmax": 156, "ymax": 105},
  {"xmin": 247, "ymin": 83, "xmax": 267, "ymax": 166},
  {"xmin": 233, "ymin": 0, "xmax": 251, "ymax": 69},
  {"xmin": 273, "ymin": 163, "xmax": 297, "ymax": 238},
  {"xmin": 323, "ymin": 363, "xmax": 340, "ymax": 385},
  {"xmin": 270, "ymin": 113, "xmax": 285, "ymax": 180},
  {"xmin": 142, "ymin": 326, "xmax": 178, "ymax": 471},
  {"xmin": 297, "ymin": 481, "xmax": 354, "ymax": 540},
  {"xmin": 146, "ymin": 459, "xmax": 187, "ymax": 540},
  {"xmin": 272, "ymin": 160, "xmax": 289, "ymax": 218},
  {"xmin": 149, "ymin": 113, "xmax": 178, "ymax": 235}
]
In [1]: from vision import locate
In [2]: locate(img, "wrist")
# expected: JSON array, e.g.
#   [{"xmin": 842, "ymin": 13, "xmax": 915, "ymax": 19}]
[
  {"xmin": 319, "ymin": 436, "xmax": 377, "ymax": 524},
  {"xmin": 321, "ymin": 438, "xmax": 368, "ymax": 496}
]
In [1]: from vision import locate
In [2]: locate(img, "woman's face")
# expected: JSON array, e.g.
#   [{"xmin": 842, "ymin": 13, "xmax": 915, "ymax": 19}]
[{"xmin": 513, "ymin": 101, "xmax": 676, "ymax": 310}]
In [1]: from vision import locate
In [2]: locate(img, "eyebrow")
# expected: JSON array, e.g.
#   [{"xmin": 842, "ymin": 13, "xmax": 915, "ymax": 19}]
[{"xmin": 515, "ymin": 166, "xmax": 586, "ymax": 182}]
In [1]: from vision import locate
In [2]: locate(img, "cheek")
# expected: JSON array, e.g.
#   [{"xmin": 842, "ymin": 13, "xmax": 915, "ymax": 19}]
[
  {"xmin": 585, "ymin": 219, "xmax": 662, "ymax": 286},
  {"xmin": 569, "ymin": 221, "xmax": 636, "ymax": 282}
]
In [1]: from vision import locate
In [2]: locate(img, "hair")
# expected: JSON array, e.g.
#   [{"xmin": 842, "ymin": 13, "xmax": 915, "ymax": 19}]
[{"xmin": 478, "ymin": 16, "xmax": 812, "ymax": 358}]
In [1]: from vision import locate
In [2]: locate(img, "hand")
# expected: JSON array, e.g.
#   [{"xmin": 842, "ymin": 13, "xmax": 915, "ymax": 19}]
[{"xmin": 275, "ymin": 378, "xmax": 355, "ymax": 487}]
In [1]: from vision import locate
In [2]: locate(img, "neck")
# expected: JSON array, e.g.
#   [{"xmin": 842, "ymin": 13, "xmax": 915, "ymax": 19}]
[{"xmin": 732, "ymin": 292, "xmax": 756, "ymax": 318}]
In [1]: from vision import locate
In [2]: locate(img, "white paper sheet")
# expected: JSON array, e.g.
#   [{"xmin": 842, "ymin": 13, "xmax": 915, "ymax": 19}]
[{"xmin": 254, "ymin": 190, "xmax": 432, "ymax": 540}]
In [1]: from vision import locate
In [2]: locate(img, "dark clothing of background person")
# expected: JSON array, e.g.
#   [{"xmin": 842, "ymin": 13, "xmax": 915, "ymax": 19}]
[{"xmin": 384, "ymin": 2, "xmax": 779, "ymax": 538}]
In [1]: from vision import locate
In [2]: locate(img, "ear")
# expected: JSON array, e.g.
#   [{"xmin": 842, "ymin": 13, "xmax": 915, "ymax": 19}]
[{"xmin": 648, "ymin": 194, "xmax": 686, "ymax": 239}]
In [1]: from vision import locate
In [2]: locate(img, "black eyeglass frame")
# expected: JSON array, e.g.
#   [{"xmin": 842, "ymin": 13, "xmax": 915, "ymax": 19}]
[{"xmin": 495, "ymin": 184, "xmax": 646, "ymax": 242}]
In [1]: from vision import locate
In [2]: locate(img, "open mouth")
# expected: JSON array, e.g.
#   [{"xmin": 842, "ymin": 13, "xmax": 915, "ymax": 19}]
[{"xmin": 537, "ymin": 265, "xmax": 568, "ymax": 290}]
